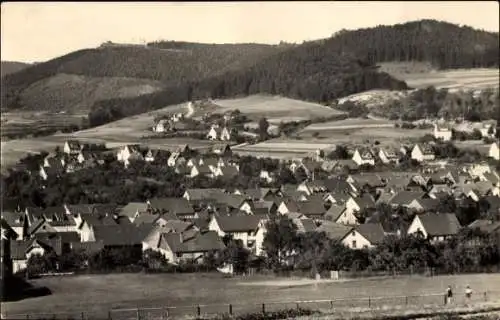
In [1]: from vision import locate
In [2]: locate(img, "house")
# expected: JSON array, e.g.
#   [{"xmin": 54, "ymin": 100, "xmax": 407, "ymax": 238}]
[
  {"xmin": 489, "ymin": 142, "xmax": 499, "ymax": 160},
  {"xmin": 378, "ymin": 148, "xmax": 400, "ymax": 164},
  {"xmin": 153, "ymin": 119, "xmax": 169, "ymax": 133},
  {"xmin": 345, "ymin": 195, "xmax": 376, "ymax": 215},
  {"xmin": 63, "ymin": 140, "xmax": 82, "ymax": 155},
  {"xmin": 118, "ymin": 202, "xmax": 149, "ymax": 222},
  {"xmin": 39, "ymin": 162, "xmax": 65, "ymax": 180},
  {"xmin": 213, "ymin": 166, "xmax": 239, "ymax": 179},
  {"xmin": 208, "ymin": 215, "xmax": 266, "ymax": 255},
  {"xmin": 1, "ymin": 219, "xmax": 18, "ymax": 279},
  {"xmin": 144, "ymin": 149, "xmax": 158, "ymax": 162},
  {"xmin": 207, "ymin": 125, "xmax": 232, "ymax": 141},
  {"xmin": 290, "ymin": 159, "xmax": 322, "ymax": 178},
  {"xmin": 190, "ymin": 164, "xmax": 213, "ymax": 178},
  {"xmin": 411, "ymin": 144, "xmax": 436, "ymax": 162},
  {"xmin": 2, "ymin": 211, "xmax": 27, "ymax": 240},
  {"xmin": 295, "ymin": 200, "xmax": 327, "ymax": 220},
  {"xmin": 407, "ymin": 198, "xmax": 440, "ymax": 212},
  {"xmin": 468, "ymin": 220, "xmax": 500, "ymax": 236},
  {"xmin": 77, "ymin": 213, "xmax": 118, "ymax": 242},
  {"xmin": 388, "ymin": 191, "xmax": 427, "ymax": 208},
  {"xmin": 116, "ymin": 144, "xmax": 144, "ymax": 166},
  {"xmin": 211, "ymin": 194, "xmax": 253, "ymax": 214},
  {"xmin": 147, "ymin": 198, "xmax": 195, "ymax": 219},
  {"xmin": 433, "ymin": 123, "xmax": 452, "ymax": 141},
  {"xmin": 146, "ymin": 230, "xmax": 224, "ymax": 264},
  {"xmin": 407, "ymin": 213, "xmax": 461, "ymax": 242},
  {"xmin": 324, "ymin": 204, "xmax": 358, "ymax": 225},
  {"xmin": 167, "ymin": 152, "xmax": 185, "ymax": 167},
  {"xmin": 259, "ymin": 170, "xmax": 275, "ymax": 183},
  {"xmin": 240, "ymin": 188, "xmax": 276, "ymax": 201},
  {"xmin": 352, "ymin": 148, "xmax": 375, "ymax": 166},
  {"xmin": 341, "ymin": 223, "xmax": 386, "ymax": 249},
  {"xmin": 292, "ymin": 218, "xmax": 317, "ymax": 233},
  {"xmin": 316, "ymin": 221, "xmax": 352, "ymax": 241},
  {"xmin": 183, "ymin": 188, "xmax": 225, "ymax": 203}
]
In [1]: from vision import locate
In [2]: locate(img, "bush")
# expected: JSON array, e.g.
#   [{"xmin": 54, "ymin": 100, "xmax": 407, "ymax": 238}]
[{"xmin": 202, "ymin": 308, "xmax": 316, "ymax": 320}]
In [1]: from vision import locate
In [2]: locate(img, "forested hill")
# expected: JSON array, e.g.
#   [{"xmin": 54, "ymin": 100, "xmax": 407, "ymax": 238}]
[
  {"xmin": 89, "ymin": 42, "xmax": 408, "ymax": 126},
  {"xmin": 1, "ymin": 43, "xmax": 286, "ymax": 111},
  {"xmin": 1, "ymin": 61, "xmax": 31, "ymax": 77},
  {"xmin": 327, "ymin": 19, "xmax": 499, "ymax": 69}
]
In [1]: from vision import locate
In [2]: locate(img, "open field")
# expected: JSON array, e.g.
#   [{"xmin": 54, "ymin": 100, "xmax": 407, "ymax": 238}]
[
  {"xmin": 302, "ymin": 118, "xmax": 394, "ymax": 131},
  {"xmin": 211, "ymin": 95, "xmax": 346, "ymax": 123},
  {"xmin": 394, "ymin": 68, "xmax": 499, "ymax": 90},
  {"xmin": 2, "ymin": 273, "xmax": 499, "ymax": 319}
]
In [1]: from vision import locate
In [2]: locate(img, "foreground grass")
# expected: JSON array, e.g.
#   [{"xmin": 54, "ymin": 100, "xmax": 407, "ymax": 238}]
[{"xmin": 2, "ymin": 273, "xmax": 499, "ymax": 319}]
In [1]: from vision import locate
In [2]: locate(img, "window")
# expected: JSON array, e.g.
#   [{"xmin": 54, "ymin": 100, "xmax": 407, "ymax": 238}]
[
  {"xmin": 176, "ymin": 253, "xmax": 182, "ymax": 258},
  {"xmin": 351, "ymin": 231, "xmax": 355, "ymax": 236},
  {"xmin": 352, "ymin": 240, "xmax": 357, "ymax": 248}
]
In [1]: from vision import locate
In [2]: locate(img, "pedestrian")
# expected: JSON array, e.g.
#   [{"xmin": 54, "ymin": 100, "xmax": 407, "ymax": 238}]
[
  {"xmin": 465, "ymin": 285, "xmax": 473, "ymax": 305},
  {"xmin": 446, "ymin": 285, "xmax": 454, "ymax": 304}
]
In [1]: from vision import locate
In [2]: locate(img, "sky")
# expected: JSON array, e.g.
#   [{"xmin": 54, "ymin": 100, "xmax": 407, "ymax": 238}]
[{"xmin": 1, "ymin": 1, "xmax": 499, "ymax": 63}]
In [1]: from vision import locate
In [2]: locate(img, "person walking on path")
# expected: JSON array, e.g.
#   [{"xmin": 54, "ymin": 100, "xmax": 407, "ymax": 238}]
[
  {"xmin": 446, "ymin": 285, "xmax": 453, "ymax": 305},
  {"xmin": 465, "ymin": 285, "xmax": 473, "ymax": 306}
]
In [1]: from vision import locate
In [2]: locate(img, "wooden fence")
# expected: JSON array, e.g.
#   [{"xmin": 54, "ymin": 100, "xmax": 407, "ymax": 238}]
[{"xmin": 3, "ymin": 290, "xmax": 497, "ymax": 320}]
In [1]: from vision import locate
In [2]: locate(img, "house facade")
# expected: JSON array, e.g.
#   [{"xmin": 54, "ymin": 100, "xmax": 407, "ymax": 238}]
[{"xmin": 411, "ymin": 144, "xmax": 436, "ymax": 162}]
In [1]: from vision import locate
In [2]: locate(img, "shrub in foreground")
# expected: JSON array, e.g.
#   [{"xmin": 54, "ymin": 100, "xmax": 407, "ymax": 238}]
[{"xmin": 196, "ymin": 308, "xmax": 316, "ymax": 320}]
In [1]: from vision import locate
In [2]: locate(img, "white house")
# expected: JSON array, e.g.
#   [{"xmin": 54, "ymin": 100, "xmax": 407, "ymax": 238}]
[
  {"xmin": 153, "ymin": 119, "xmax": 168, "ymax": 133},
  {"xmin": 340, "ymin": 223, "xmax": 386, "ymax": 249},
  {"xmin": 208, "ymin": 215, "xmax": 266, "ymax": 256},
  {"xmin": 489, "ymin": 142, "xmax": 499, "ymax": 160},
  {"xmin": 378, "ymin": 148, "xmax": 400, "ymax": 164},
  {"xmin": 63, "ymin": 140, "xmax": 82, "ymax": 155},
  {"xmin": 116, "ymin": 144, "xmax": 144, "ymax": 166},
  {"xmin": 433, "ymin": 123, "xmax": 452, "ymax": 141},
  {"xmin": 411, "ymin": 144, "xmax": 435, "ymax": 162},
  {"xmin": 207, "ymin": 126, "xmax": 232, "ymax": 141},
  {"xmin": 407, "ymin": 213, "xmax": 461, "ymax": 242},
  {"xmin": 167, "ymin": 152, "xmax": 184, "ymax": 167},
  {"xmin": 259, "ymin": 170, "xmax": 275, "ymax": 183},
  {"xmin": 352, "ymin": 148, "xmax": 375, "ymax": 166}
]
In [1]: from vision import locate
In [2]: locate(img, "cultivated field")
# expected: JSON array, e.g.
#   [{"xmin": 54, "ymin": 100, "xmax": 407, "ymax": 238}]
[
  {"xmin": 211, "ymin": 95, "xmax": 346, "ymax": 123},
  {"xmin": 232, "ymin": 140, "xmax": 335, "ymax": 159},
  {"xmin": 2, "ymin": 273, "xmax": 499, "ymax": 319},
  {"xmin": 395, "ymin": 68, "xmax": 499, "ymax": 90}
]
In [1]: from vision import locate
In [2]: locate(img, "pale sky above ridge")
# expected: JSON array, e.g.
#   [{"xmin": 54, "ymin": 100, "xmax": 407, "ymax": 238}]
[{"xmin": 1, "ymin": 1, "xmax": 499, "ymax": 63}]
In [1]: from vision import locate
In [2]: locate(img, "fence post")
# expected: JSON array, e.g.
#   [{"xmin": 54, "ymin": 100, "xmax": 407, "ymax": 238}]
[
  {"xmin": 405, "ymin": 296, "xmax": 408, "ymax": 305},
  {"xmin": 262, "ymin": 303, "xmax": 266, "ymax": 314},
  {"xmin": 136, "ymin": 308, "xmax": 141, "ymax": 320},
  {"xmin": 163, "ymin": 307, "xmax": 169, "ymax": 320},
  {"xmin": 197, "ymin": 305, "xmax": 201, "ymax": 317},
  {"xmin": 229, "ymin": 304, "xmax": 233, "ymax": 315},
  {"xmin": 368, "ymin": 297, "xmax": 371, "ymax": 308},
  {"xmin": 108, "ymin": 310, "xmax": 112, "ymax": 320},
  {"xmin": 81, "ymin": 311, "xmax": 85, "ymax": 320},
  {"xmin": 484, "ymin": 291, "xmax": 487, "ymax": 301},
  {"xmin": 330, "ymin": 300, "xmax": 333, "ymax": 309}
]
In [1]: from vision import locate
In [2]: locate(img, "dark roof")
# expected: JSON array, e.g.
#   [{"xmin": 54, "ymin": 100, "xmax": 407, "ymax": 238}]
[
  {"xmin": 160, "ymin": 230, "xmax": 224, "ymax": 254},
  {"xmin": 65, "ymin": 140, "xmax": 82, "ymax": 150},
  {"xmin": 352, "ymin": 195, "xmax": 376, "ymax": 209},
  {"xmin": 148, "ymin": 198, "xmax": 194, "ymax": 215},
  {"xmin": 243, "ymin": 188, "xmax": 273, "ymax": 200},
  {"xmin": 1, "ymin": 218, "xmax": 19, "ymax": 239},
  {"xmin": 214, "ymin": 215, "xmax": 262, "ymax": 232},
  {"xmin": 70, "ymin": 241, "xmax": 104, "ymax": 255},
  {"xmin": 418, "ymin": 213, "xmax": 461, "ymax": 236},
  {"xmin": 211, "ymin": 194, "xmax": 248, "ymax": 209},
  {"xmin": 323, "ymin": 178, "xmax": 356, "ymax": 194},
  {"xmin": 10, "ymin": 240, "xmax": 30, "ymax": 260},
  {"xmin": 293, "ymin": 218, "xmax": 317, "ymax": 233},
  {"xmin": 191, "ymin": 218, "xmax": 210, "ymax": 231},
  {"xmin": 324, "ymin": 205, "xmax": 346, "ymax": 222},
  {"xmin": 133, "ymin": 213, "xmax": 161, "ymax": 226},
  {"xmin": 93, "ymin": 224, "xmax": 154, "ymax": 246},
  {"xmin": 355, "ymin": 223, "xmax": 386, "ymax": 244},
  {"xmin": 412, "ymin": 198, "xmax": 440, "ymax": 211},
  {"xmin": 119, "ymin": 202, "xmax": 149, "ymax": 218},
  {"xmin": 316, "ymin": 221, "xmax": 352, "ymax": 240},
  {"xmin": 468, "ymin": 220, "xmax": 500, "ymax": 234},
  {"xmin": 297, "ymin": 200, "xmax": 326, "ymax": 217},
  {"xmin": 350, "ymin": 174, "xmax": 385, "ymax": 188},
  {"xmin": 389, "ymin": 191, "xmax": 426, "ymax": 206},
  {"xmin": 1, "ymin": 211, "xmax": 25, "ymax": 228},
  {"xmin": 80, "ymin": 213, "xmax": 117, "ymax": 228},
  {"xmin": 33, "ymin": 232, "xmax": 80, "ymax": 244},
  {"xmin": 220, "ymin": 166, "xmax": 239, "ymax": 178}
]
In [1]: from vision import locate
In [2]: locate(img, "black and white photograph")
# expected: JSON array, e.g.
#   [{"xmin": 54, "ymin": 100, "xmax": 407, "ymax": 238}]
[{"xmin": 1, "ymin": 1, "xmax": 499, "ymax": 319}]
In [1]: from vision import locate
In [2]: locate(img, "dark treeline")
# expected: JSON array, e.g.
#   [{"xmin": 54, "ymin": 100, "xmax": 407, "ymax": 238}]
[{"xmin": 330, "ymin": 19, "xmax": 499, "ymax": 69}]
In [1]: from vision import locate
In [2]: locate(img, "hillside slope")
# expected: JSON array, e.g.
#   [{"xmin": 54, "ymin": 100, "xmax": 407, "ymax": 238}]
[
  {"xmin": 88, "ymin": 40, "xmax": 408, "ymax": 126},
  {"xmin": 0, "ymin": 43, "xmax": 285, "ymax": 112},
  {"xmin": 1, "ymin": 61, "xmax": 31, "ymax": 77}
]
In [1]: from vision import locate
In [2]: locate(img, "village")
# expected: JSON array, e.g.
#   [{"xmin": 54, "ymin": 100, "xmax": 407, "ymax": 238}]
[{"xmin": 1, "ymin": 111, "xmax": 499, "ymax": 278}]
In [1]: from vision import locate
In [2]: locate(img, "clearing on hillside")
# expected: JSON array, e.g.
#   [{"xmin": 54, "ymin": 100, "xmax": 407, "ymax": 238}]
[{"xmin": 211, "ymin": 95, "xmax": 346, "ymax": 123}]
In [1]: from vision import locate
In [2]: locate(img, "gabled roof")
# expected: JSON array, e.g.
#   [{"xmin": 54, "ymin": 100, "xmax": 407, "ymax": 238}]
[
  {"xmin": 389, "ymin": 191, "xmax": 426, "ymax": 206},
  {"xmin": 414, "ymin": 143, "xmax": 435, "ymax": 155},
  {"xmin": 211, "ymin": 194, "xmax": 248, "ymax": 209},
  {"xmin": 148, "ymin": 198, "xmax": 194, "ymax": 215},
  {"xmin": 242, "ymin": 188, "xmax": 273, "ymax": 200},
  {"xmin": 133, "ymin": 213, "xmax": 161, "ymax": 226},
  {"xmin": 349, "ymin": 174, "xmax": 385, "ymax": 188},
  {"xmin": 119, "ymin": 202, "xmax": 149, "ymax": 218},
  {"xmin": 351, "ymin": 195, "xmax": 376, "ymax": 209},
  {"xmin": 316, "ymin": 221, "xmax": 352, "ymax": 240},
  {"xmin": 293, "ymin": 218, "xmax": 317, "ymax": 233},
  {"xmin": 323, "ymin": 178, "xmax": 357, "ymax": 194},
  {"xmin": 219, "ymin": 166, "xmax": 239, "ymax": 178},
  {"xmin": 354, "ymin": 223, "xmax": 386, "ymax": 245},
  {"xmin": 65, "ymin": 140, "xmax": 82, "ymax": 151},
  {"xmin": 468, "ymin": 220, "xmax": 500, "ymax": 234},
  {"xmin": 93, "ymin": 224, "xmax": 154, "ymax": 246},
  {"xmin": 192, "ymin": 164, "xmax": 212, "ymax": 175},
  {"xmin": 297, "ymin": 200, "xmax": 326, "ymax": 217},
  {"xmin": 160, "ymin": 230, "xmax": 224, "ymax": 254},
  {"xmin": 411, "ymin": 198, "xmax": 440, "ymax": 211},
  {"xmin": 79, "ymin": 213, "xmax": 117, "ymax": 228},
  {"xmin": 1, "ymin": 218, "xmax": 19, "ymax": 240},
  {"xmin": 417, "ymin": 213, "xmax": 461, "ymax": 236},
  {"xmin": 324, "ymin": 204, "xmax": 346, "ymax": 222},
  {"xmin": 1, "ymin": 211, "xmax": 25, "ymax": 228},
  {"xmin": 214, "ymin": 215, "xmax": 263, "ymax": 233}
]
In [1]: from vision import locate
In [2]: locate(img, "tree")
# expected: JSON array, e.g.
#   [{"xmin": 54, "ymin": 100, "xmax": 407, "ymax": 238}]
[
  {"xmin": 328, "ymin": 145, "xmax": 349, "ymax": 160},
  {"xmin": 218, "ymin": 238, "xmax": 250, "ymax": 274},
  {"xmin": 262, "ymin": 217, "xmax": 299, "ymax": 270},
  {"xmin": 258, "ymin": 117, "xmax": 270, "ymax": 140}
]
